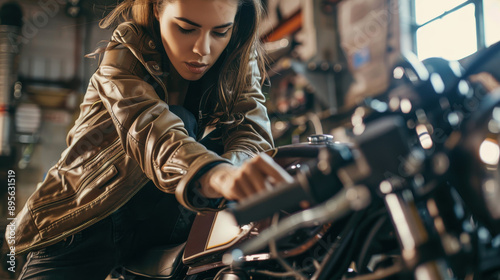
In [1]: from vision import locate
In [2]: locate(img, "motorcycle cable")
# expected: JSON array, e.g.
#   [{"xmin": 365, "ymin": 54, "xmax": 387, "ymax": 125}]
[
  {"xmin": 312, "ymin": 208, "xmax": 367, "ymax": 280},
  {"xmin": 268, "ymin": 212, "xmax": 309, "ymax": 280},
  {"xmin": 355, "ymin": 214, "xmax": 390, "ymax": 273},
  {"xmin": 313, "ymin": 205, "xmax": 390, "ymax": 280}
]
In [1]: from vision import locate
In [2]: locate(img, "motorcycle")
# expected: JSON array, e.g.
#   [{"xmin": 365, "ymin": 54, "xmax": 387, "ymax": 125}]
[{"xmin": 116, "ymin": 41, "xmax": 500, "ymax": 280}]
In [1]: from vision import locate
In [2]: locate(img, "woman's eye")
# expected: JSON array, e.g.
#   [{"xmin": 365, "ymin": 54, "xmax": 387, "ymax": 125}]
[
  {"xmin": 213, "ymin": 30, "xmax": 229, "ymax": 38},
  {"xmin": 178, "ymin": 26, "xmax": 194, "ymax": 34}
]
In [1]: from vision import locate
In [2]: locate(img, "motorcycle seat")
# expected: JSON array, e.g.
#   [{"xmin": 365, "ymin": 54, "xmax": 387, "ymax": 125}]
[{"xmin": 122, "ymin": 242, "xmax": 185, "ymax": 279}]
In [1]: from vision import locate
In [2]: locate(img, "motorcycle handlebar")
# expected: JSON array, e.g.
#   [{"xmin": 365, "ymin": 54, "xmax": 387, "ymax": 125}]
[
  {"xmin": 229, "ymin": 144, "xmax": 353, "ymax": 225},
  {"xmin": 228, "ymin": 186, "xmax": 371, "ymax": 259},
  {"xmin": 229, "ymin": 172, "xmax": 311, "ymax": 225}
]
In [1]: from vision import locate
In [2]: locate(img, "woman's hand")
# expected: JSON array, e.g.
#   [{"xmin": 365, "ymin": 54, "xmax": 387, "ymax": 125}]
[{"xmin": 197, "ymin": 153, "xmax": 294, "ymax": 201}]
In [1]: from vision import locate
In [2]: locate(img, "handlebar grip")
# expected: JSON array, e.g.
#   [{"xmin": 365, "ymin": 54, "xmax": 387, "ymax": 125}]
[{"xmin": 229, "ymin": 177, "xmax": 311, "ymax": 225}]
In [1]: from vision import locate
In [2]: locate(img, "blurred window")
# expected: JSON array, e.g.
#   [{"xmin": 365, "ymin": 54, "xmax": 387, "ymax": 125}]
[
  {"xmin": 414, "ymin": 0, "xmax": 468, "ymax": 25},
  {"xmin": 412, "ymin": 0, "xmax": 498, "ymax": 60},
  {"xmin": 483, "ymin": 0, "xmax": 500, "ymax": 47}
]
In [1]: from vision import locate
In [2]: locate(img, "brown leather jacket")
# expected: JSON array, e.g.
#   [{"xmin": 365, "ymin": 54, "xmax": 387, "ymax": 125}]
[{"xmin": 10, "ymin": 22, "xmax": 273, "ymax": 255}]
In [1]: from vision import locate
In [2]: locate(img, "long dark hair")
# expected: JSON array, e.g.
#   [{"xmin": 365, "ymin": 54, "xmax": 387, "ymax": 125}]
[{"xmin": 100, "ymin": 0, "xmax": 268, "ymax": 129}]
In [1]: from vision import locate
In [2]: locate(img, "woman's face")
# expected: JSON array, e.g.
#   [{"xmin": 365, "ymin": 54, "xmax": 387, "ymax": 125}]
[{"xmin": 156, "ymin": 0, "xmax": 238, "ymax": 81}]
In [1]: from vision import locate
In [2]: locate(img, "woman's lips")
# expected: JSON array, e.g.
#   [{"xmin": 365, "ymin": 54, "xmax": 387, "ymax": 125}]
[{"xmin": 185, "ymin": 62, "xmax": 208, "ymax": 74}]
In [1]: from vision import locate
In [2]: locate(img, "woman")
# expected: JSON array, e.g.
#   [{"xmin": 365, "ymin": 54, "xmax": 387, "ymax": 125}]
[{"xmin": 11, "ymin": 0, "xmax": 292, "ymax": 278}]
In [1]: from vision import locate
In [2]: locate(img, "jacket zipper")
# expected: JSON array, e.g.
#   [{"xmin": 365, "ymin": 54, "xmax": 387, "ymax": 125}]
[
  {"xmin": 82, "ymin": 138, "xmax": 121, "ymax": 171},
  {"xmin": 32, "ymin": 144, "xmax": 124, "ymax": 214},
  {"xmin": 58, "ymin": 137, "xmax": 121, "ymax": 174},
  {"xmin": 196, "ymin": 87, "xmax": 214, "ymax": 140},
  {"xmin": 162, "ymin": 165, "xmax": 187, "ymax": 175}
]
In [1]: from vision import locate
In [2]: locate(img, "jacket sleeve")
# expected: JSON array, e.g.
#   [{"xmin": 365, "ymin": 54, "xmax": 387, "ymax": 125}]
[
  {"xmin": 92, "ymin": 52, "xmax": 229, "ymax": 212},
  {"xmin": 220, "ymin": 54, "xmax": 274, "ymax": 166}
]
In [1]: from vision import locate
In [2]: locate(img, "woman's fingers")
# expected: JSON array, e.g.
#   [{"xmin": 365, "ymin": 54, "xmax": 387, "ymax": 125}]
[
  {"xmin": 231, "ymin": 153, "xmax": 294, "ymax": 200},
  {"xmin": 250, "ymin": 153, "xmax": 294, "ymax": 184},
  {"xmin": 238, "ymin": 163, "xmax": 268, "ymax": 193},
  {"xmin": 199, "ymin": 154, "xmax": 295, "ymax": 201}
]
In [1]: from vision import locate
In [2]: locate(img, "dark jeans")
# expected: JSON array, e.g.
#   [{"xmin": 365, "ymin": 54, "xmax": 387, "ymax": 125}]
[{"xmin": 18, "ymin": 106, "xmax": 220, "ymax": 280}]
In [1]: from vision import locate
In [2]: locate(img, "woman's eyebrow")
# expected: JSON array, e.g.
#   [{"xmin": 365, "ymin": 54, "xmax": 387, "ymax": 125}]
[{"xmin": 174, "ymin": 17, "xmax": 233, "ymax": 29}]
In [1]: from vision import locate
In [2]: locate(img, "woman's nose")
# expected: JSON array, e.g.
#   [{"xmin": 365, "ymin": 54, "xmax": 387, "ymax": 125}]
[{"xmin": 193, "ymin": 33, "xmax": 211, "ymax": 57}]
